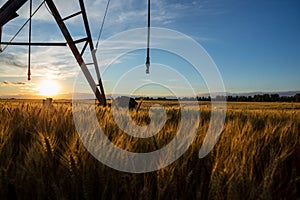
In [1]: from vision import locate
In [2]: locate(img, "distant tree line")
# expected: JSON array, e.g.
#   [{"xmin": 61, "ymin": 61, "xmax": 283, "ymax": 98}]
[
  {"xmin": 134, "ymin": 94, "xmax": 300, "ymax": 102},
  {"xmin": 200, "ymin": 93, "xmax": 300, "ymax": 102}
]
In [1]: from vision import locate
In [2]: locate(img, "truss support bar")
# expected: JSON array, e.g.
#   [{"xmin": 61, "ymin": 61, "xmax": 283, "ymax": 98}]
[
  {"xmin": 61, "ymin": 11, "xmax": 82, "ymax": 22},
  {"xmin": 74, "ymin": 37, "xmax": 88, "ymax": 44},
  {"xmin": 79, "ymin": 0, "xmax": 106, "ymax": 104},
  {"xmin": 80, "ymin": 40, "xmax": 89, "ymax": 56},
  {"xmin": 92, "ymin": 49, "xmax": 105, "ymax": 99},
  {"xmin": 0, "ymin": 42, "xmax": 67, "ymax": 46},
  {"xmin": 79, "ymin": 0, "xmax": 94, "ymax": 50},
  {"xmin": 45, "ymin": 0, "xmax": 106, "ymax": 106}
]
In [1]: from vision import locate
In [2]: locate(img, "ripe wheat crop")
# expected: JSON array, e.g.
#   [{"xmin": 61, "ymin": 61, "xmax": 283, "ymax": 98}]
[{"xmin": 0, "ymin": 100, "xmax": 299, "ymax": 199}]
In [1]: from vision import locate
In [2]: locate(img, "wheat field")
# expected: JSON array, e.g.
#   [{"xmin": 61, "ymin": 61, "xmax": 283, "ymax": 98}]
[{"xmin": 0, "ymin": 99, "xmax": 299, "ymax": 199}]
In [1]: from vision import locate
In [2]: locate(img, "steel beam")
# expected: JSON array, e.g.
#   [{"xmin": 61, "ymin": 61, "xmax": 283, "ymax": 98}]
[
  {"xmin": 79, "ymin": 0, "xmax": 106, "ymax": 102},
  {"xmin": 45, "ymin": 0, "xmax": 106, "ymax": 105},
  {"xmin": 0, "ymin": 0, "xmax": 28, "ymax": 26},
  {"xmin": 61, "ymin": 11, "xmax": 82, "ymax": 22},
  {"xmin": 0, "ymin": 42, "xmax": 67, "ymax": 46}
]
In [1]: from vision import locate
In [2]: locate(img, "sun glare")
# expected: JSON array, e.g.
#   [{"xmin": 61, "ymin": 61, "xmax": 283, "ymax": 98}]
[{"xmin": 37, "ymin": 80, "xmax": 60, "ymax": 97}]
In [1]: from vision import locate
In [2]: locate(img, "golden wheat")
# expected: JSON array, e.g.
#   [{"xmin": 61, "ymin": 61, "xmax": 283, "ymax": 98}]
[{"xmin": 0, "ymin": 99, "xmax": 299, "ymax": 199}]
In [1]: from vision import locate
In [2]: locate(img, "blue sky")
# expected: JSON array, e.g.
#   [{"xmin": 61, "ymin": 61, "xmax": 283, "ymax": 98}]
[{"xmin": 0, "ymin": 0, "xmax": 299, "ymax": 98}]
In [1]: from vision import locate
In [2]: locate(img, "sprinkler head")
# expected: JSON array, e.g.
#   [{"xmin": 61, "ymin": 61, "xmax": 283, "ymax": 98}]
[{"xmin": 145, "ymin": 57, "xmax": 150, "ymax": 74}]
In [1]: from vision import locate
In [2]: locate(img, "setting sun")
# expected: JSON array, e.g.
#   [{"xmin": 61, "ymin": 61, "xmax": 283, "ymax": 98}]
[{"xmin": 37, "ymin": 80, "xmax": 60, "ymax": 97}]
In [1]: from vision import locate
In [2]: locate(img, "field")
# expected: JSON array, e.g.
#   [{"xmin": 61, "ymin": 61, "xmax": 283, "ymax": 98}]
[{"xmin": 0, "ymin": 99, "xmax": 299, "ymax": 199}]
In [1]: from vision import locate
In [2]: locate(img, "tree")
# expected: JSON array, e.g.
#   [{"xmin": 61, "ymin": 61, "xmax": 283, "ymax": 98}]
[{"xmin": 295, "ymin": 94, "xmax": 300, "ymax": 102}]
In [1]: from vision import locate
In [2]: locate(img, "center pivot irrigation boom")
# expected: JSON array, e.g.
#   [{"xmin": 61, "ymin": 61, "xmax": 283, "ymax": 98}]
[
  {"xmin": 0, "ymin": 0, "xmax": 107, "ymax": 105},
  {"xmin": 0, "ymin": 0, "xmax": 152, "ymax": 105}
]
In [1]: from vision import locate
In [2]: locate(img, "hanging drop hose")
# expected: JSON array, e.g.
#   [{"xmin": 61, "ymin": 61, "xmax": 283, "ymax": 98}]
[
  {"xmin": 28, "ymin": 0, "xmax": 32, "ymax": 81},
  {"xmin": 145, "ymin": 0, "xmax": 150, "ymax": 74}
]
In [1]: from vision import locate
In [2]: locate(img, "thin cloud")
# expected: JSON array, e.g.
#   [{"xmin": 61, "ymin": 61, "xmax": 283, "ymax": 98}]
[
  {"xmin": 0, "ymin": 81, "xmax": 26, "ymax": 86},
  {"xmin": 0, "ymin": 53, "xmax": 27, "ymax": 68},
  {"xmin": 1, "ymin": 0, "xmax": 223, "ymax": 48},
  {"xmin": 0, "ymin": 47, "xmax": 79, "ymax": 79}
]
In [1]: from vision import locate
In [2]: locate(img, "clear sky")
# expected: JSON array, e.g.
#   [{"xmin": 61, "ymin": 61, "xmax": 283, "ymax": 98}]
[{"xmin": 0, "ymin": 0, "xmax": 299, "ymax": 98}]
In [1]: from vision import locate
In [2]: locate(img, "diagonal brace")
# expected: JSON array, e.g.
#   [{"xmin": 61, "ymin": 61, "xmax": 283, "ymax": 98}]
[{"xmin": 45, "ymin": 0, "xmax": 106, "ymax": 105}]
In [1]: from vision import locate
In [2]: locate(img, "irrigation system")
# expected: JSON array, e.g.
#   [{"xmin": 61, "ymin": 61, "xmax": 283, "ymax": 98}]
[{"xmin": 0, "ymin": 0, "xmax": 151, "ymax": 105}]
